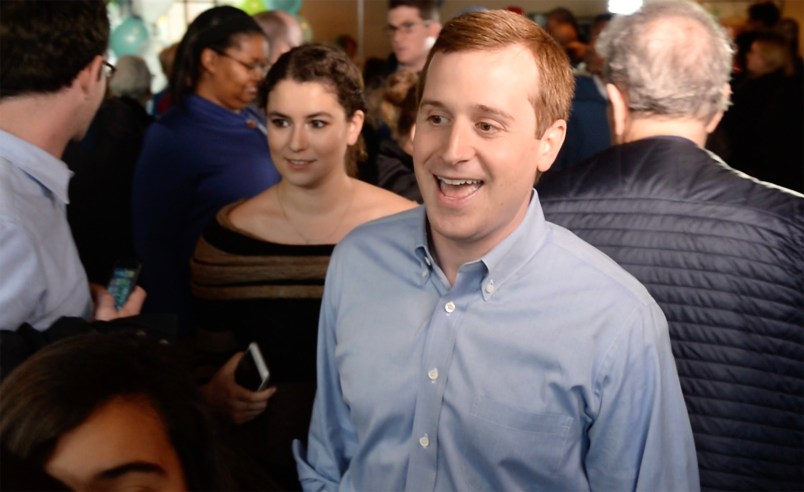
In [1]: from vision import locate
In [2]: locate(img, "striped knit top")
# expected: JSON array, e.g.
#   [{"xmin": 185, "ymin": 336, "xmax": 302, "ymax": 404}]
[{"xmin": 190, "ymin": 202, "xmax": 334, "ymax": 384}]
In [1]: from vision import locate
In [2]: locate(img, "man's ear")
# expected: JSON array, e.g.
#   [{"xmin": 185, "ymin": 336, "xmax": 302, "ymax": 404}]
[
  {"xmin": 77, "ymin": 55, "xmax": 104, "ymax": 97},
  {"xmin": 535, "ymin": 119, "xmax": 567, "ymax": 173},
  {"xmin": 606, "ymin": 83, "xmax": 628, "ymax": 144},
  {"xmin": 705, "ymin": 83, "xmax": 731, "ymax": 134}
]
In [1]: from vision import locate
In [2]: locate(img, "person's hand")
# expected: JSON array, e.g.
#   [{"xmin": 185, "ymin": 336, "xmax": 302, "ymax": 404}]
[
  {"xmin": 200, "ymin": 352, "xmax": 277, "ymax": 424},
  {"xmin": 91, "ymin": 283, "xmax": 147, "ymax": 321}
]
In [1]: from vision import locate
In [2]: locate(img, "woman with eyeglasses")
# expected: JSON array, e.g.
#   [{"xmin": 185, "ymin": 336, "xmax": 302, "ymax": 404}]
[
  {"xmin": 189, "ymin": 44, "xmax": 416, "ymax": 490},
  {"xmin": 132, "ymin": 6, "xmax": 280, "ymax": 336}
]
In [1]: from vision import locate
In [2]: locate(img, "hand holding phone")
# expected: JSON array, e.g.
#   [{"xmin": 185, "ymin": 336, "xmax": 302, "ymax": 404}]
[
  {"xmin": 107, "ymin": 258, "xmax": 142, "ymax": 310},
  {"xmin": 234, "ymin": 342, "xmax": 271, "ymax": 391}
]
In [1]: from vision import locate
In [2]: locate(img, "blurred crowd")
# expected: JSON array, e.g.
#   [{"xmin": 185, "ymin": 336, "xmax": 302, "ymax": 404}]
[{"xmin": 0, "ymin": 1, "xmax": 801, "ymax": 491}]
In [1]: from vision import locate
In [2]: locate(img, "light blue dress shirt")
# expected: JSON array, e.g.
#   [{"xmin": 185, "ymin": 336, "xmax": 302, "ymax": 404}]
[
  {"xmin": 294, "ymin": 192, "xmax": 699, "ymax": 491},
  {"xmin": 0, "ymin": 130, "xmax": 91, "ymax": 331}
]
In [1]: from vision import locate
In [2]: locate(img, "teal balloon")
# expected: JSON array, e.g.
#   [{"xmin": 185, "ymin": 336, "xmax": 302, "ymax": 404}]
[
  {"xmin": 238, "ymin": 0, "xmax": 268, "ymax": 15},
  {"xmin": 110, "ymin": 16, "xmax": 149, "ymax": 57},
  {"xmin": 265, "ymin": 0, "xmax": 301, "ymax": 15}
]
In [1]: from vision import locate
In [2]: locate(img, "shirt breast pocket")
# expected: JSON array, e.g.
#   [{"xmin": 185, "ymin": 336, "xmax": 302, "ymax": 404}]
[{"xmin": 461, "ymin": 395, "xmax": 573, "ymax": 486}]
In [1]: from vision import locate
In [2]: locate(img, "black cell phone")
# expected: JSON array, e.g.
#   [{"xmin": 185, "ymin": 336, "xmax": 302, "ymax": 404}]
[
  {"xmin": 107, "ymin": 258, "xmax": 142, "ymax": 310},
  {"xmin": 235, "ymin": 342, "xmax": 271, "ymax": 391}
]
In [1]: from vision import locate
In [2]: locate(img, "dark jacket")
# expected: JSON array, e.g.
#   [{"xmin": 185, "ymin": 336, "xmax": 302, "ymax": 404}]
[
  {"xmin": 375, "ymin": 138, "xmax": 422, "ymax": 203},
  {"xmin": 538, "ymin": 136, "xmax": 804, "ymax": 491}
]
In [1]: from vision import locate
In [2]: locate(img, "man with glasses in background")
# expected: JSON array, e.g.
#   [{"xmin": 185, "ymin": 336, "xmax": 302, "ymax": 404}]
[
  {"xmin": 0, "ymin": 0, "xmax": 145, "ymax": 371},
  {"xmin": 386, "ymin": 0, "xmax": 441, "ymax": 73}
]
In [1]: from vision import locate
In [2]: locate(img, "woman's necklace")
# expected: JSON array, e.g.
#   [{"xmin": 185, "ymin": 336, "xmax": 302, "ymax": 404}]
[{"xmin": 276, "ymin": 182, "xmax": 355, "ymax": 245}]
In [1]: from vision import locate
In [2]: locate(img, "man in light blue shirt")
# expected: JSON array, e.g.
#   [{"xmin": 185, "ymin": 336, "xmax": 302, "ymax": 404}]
[
  {"xmin": 0, "ymin": 1, "xmax": 145, "ymax": 335},
  {"xmin": 294, "ymin": 9, "xmax": 699, "ymax": 491}
]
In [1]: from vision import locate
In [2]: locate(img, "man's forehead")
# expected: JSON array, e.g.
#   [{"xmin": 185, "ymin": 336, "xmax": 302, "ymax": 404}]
[
  {"xmin": 422, "ymin": 47, "xmax": 539, "ymax": 109},
  {"xmin": 427, "ymin": 45, "xmax": 536, "ymax": 76},
  {"xmin": 388, "ymin": 5, "xmax": 423, "ymax": 22}
]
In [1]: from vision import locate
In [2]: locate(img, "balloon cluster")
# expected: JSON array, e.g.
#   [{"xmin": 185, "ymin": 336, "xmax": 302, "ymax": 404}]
[
  {"xmin": 110, "ymin": 15, "xmax": 149, "ymax": 57},
  {"xmin": 109, "ymin": 0, "xmax": 309, "ymax": 58},
  {"xmin": 109, "ymin": 0, "xmax": 174, "ymax": 57},
  {"xmin": 238, "ymin": 0, "xmax": 302, "ymax": 16}
]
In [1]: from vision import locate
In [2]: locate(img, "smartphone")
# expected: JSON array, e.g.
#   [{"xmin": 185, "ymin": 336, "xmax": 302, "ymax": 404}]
[
  {"xmin": 235, "ymin": 342, "xmax": 271, "ymax": 391},
  {"xmin": 107, "ymin": 258, "xmax": 142, "ymax": 310}
]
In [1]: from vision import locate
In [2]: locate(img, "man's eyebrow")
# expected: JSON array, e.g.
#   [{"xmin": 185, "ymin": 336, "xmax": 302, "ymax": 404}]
[
  {"xmin": 419, "ymin": 99, "xmax": 447, "ymax": 111},
  {"xmin": 95, "ymin": 461, "xmax": 167, "ymax": 480},
  {"xmin": 473, "ymin": 104, "xmax": 515, "ymax": 123},
  {"xmin": 419, "ymin": 100, "xmax": 514, "ymax": 123}
]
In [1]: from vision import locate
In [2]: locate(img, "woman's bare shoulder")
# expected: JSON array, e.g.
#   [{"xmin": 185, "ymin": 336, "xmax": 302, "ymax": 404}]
[
  {"xmin": 226, "ymin": 186, "xmax": 283, "ymax": 238},
  {"xmin": 353, "ymin": 179, "xmax": 418, "ymax": 216}
]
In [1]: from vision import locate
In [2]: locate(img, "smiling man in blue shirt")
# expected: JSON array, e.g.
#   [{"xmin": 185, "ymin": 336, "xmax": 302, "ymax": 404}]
[{"xmin": 294, "ymin": 9, "xmax": 699, "ymax": 491}]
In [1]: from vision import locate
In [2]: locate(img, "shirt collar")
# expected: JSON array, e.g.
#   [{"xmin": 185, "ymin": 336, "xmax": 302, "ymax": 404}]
[
  {"xmin": 413, "ymin": 190, "xmax": 549, "ymax": 295},
  {"xmin": 0, "ymin": 129, "xmax": 72, "ymax": 204}
]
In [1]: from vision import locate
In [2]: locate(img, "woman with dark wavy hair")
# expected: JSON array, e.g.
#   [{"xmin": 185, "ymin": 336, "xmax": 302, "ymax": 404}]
[{"xmin": 190, "ymin": 44, "xmax": 416, "ymax": 489}]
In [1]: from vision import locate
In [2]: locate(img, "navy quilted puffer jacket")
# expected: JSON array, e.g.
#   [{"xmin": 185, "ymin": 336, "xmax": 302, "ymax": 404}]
[{"xmin": 538, "ymin": 136, "xmax": 804, "ymax": 491}]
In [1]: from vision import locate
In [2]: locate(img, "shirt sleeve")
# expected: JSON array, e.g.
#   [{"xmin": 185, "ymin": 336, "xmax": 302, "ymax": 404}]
[
  {"xmin": 0, "ymin": 221, "xmax": 45, "ymax": 331},
  {"xmin": 585, "ymin": 301, "xmax": 700, "ymax": 491},
  {"xmin": 294, "ymin": 254, "xmax": 358, "ymax": 491}
]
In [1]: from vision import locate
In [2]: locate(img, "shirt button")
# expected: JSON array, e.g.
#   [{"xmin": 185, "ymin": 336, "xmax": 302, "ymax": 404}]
[
  {"xmin": 421, "ymin": 269, "xmax": 428, "ymax": 278},
  {"xmin": 444, "ymin": 301, "xmax": 455, "ymax": 313},
  {"xmin": 484, "ymin": 283, "xmax": 494, "ymax": 294},
  {"xmin": 428, "ymin": 368, "xmax": 439, "ymax": 381},
  {"xmin": 419, "ymin": 434, "xmax": 430, "ymax": 448}
]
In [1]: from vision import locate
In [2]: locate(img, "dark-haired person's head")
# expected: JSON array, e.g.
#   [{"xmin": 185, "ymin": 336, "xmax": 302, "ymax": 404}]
[
  {"xmin": 387, "ymin": 0, "xmax": 441, "ymax": 72},
  {"xmin": 0, "ymin": 0, "xmax": 109, "ymax": 100},
  {"xmin": 259, "ymin": 44, "xmax": 367, "ymax": 175},
  {"xmin": 0, "ymin": 333, "xmax": 235, "ymax": 491},
  {"xmin": 748, "ymin": 1, "xmax": 781, "ymax": 30},
  {"xmin": 389, "ymin": 0, "xmax": 440, "ymax": 23},
  {"xmin": 545, "ymin": 6, "xmax": 581, "ymax": 42},
  {"xmin": 746, "ymin": 30, "xmax": 793, "ymax": 77},
  {"xmin": 170, "ymin": 5, "xmax": 269, "ymax": 109}
]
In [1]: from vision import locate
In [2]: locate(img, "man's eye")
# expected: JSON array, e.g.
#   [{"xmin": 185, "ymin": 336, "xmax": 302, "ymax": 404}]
[{"xmin": 427, "ymin": 115, "xmax": 446, "ymax": 125}]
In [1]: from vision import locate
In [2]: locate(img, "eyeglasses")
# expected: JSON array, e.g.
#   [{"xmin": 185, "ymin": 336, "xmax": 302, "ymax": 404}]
[
  {"xmin": 102, "ymin": 60, "xmax": 116, "ymax": 79},
  {"xmin": 385, "ymin": 20, "xmax": 431, "ymax": 36},
  {"xmin": 215, "ymin": 51, "xmax": 270, "ymax": 76}
]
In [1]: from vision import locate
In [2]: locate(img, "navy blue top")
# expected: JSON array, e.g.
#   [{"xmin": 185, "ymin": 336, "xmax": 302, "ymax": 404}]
[
  {"xmin": 132, "ymin": 95, "xmax": 280, "ymax": 333},
  {"xmin": 552, "ymin": 75, "xmax": 611, "ymax": 173}
]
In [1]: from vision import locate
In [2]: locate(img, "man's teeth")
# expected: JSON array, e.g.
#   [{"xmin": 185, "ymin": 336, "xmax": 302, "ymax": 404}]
[{"xmin": 439, "ymin": 177, "xmax": 481, "ymax": 185}]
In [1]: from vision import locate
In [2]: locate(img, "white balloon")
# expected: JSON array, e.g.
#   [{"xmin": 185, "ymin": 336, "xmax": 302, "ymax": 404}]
[{"xmin": 131, "ymin": 0, "xmax": 174, "ymax": 24}]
